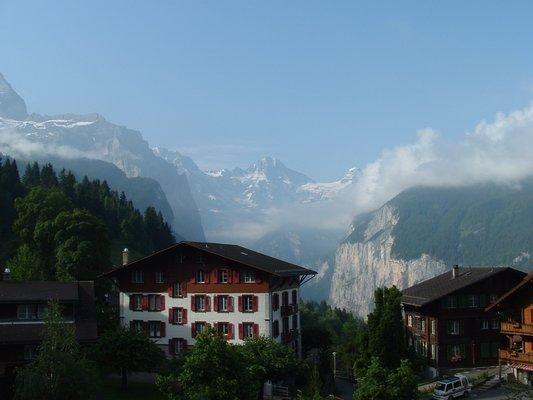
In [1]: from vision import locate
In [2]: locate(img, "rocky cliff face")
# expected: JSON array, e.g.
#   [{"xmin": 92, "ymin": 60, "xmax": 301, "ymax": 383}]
[
  {"xmin": 0, "ymin": 73, "xmax": 27, "ymax": 120},
  {"xmin": 328, "ymin": 204, "xmax": 448, "ymax": 318}
]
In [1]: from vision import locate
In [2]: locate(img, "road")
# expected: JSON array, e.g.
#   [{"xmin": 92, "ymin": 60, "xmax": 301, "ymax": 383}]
[
  {"xmin": 334, "ymin": 377, "xmax": 356, "ymax": 400},
  {"xmin": 471, "ymin": 385, "xmax": 533, "ymax": 399}
]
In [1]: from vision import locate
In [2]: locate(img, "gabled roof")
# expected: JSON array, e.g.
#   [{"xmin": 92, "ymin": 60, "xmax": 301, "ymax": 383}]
[
  {"xmin": 485, "ymin": 272, "xmax": 533, "ymax": 311},
  {"xmin": 402, "ymin": 267, "xmax": 522, "ymax": 307},
  {"xmin": 104, "ymin": 241, "xmax": 317, "ymax": 278},
  {"xmin": 0, "ymin": 281, "xmax": 80, "ymax": 302}
]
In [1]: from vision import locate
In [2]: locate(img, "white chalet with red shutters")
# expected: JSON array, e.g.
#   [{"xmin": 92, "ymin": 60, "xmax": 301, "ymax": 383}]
[{"xmin": 104, "ymin": 241, "xmax": 316, "ymax": 357}]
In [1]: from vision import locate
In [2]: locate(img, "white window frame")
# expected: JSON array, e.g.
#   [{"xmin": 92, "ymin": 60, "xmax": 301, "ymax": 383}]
[
  {"xmin": 218, "ymin": 322, "xmax": 229, "ymax": 335},
  {"xmin": 133, "ymin": 295, "xmax": 142, "ymax": 311},
  {"xmin": 173, "ymin": 282, "xmax": 181, "ymax": 297},
  {"xmin": 447, "ymin": 296, "xmax": 457, "ymax": 309},
  {"xmin": 431, "ymin": 344, "xmax": 436, "ymax": 360},
  {"xmin": 467, "ymin": 295, "xmax": 478, "ymax": 308},
  {"xmin": 407, "ymin": 314, "xmax": 413, "ymax": 327},
  {"xmin": 430, "ymin": 319, "xmax": 436, "ymax": 335},
  {"xmin": 176, "ymin": 308, "xmax": 183, "ymax": 324},
  {"xmin": 196, "ymin": 322, "xmax": 206, "ymax": 334},
  {"xmin": 243, "ymin": 323, "xmax": 254, "ymax": 338},
  {"xmin": 155, "ymin": 271, "xmax": 164, "ymax": 284},
  {"xmin": 196, "ymin": 270, "xmax": 205, "ymax": 283},
  {"xmin": 132, "ymin": 320, "xmax": 143, "ymax": 331},
  {"xmin": 482, "ymin": 319, "xmax": 489, "ymax": 330},
  {"xmin": 17, "ymin": 304, "xmax": 33, "ymax": 320},
  {"xmin": 132, "ymin": 270, "xmax": 143, "ymax": 283},
  {"xmin": 149, "ymin": 321, "xmax": 161, "ymax": 338},
  {"xmin": 420, "ymin": 318, "xmax": 426, "ymax": 332},
  {"xmin": 243, "ymin": 271, "xmax": 255, "ymax": 283},
  {"xmin": 175, "ymin": 339, "xmax": 184, "ymax": 353},
  {"xmin": 196, "ymin": 295, "xmax": 206, "ymax": 312},
  {"xmin": 243, "ymin": 295, "xmax": 254, "ymax": 312},
  {"xmin": 219, "ymin": 296, "xmax": 228, "ymax": 312},
  {"xmin": 491, "ymin": 318, "xmax": 499, "ymax": 330},
  {"xmin": 450, "ymin": 320, "xmax": 460, "ymax": 335},
  {"xmin": 219, "ymin": 269, "xmax": 229, "ymax": 283}
]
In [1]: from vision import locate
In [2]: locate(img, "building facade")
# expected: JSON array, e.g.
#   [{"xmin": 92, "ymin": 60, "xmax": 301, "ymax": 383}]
[
  {"xmin": 0, "ymin": 279, "xmax": 97, "ymax": 397},
  {"xmin": 486, "ymin": 273, "xmax": 533, "ymax": 386},
  {"xmin": 402, "ymin": 266, "xmax": 526, "ymax": 376},
  {"xmin": 105, "ymin": 241, "xmax": 316, "ymax": 356}
]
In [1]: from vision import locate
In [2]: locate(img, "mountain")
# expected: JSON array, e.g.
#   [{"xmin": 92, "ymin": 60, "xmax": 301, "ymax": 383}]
[
  {"xmin": 0, "ymin": 73, "xmax": 27, "ymax": 120},
  {"xmin": 0, "ymin": 74, "xmax": 205, "ymax": 240},
  {"xmin": 312, "ymin": 180, "xmax": 533, "ymax": 318},
  {"xmin": 153, "ymin": 147, "xmax": 359, "ymax": 245}
]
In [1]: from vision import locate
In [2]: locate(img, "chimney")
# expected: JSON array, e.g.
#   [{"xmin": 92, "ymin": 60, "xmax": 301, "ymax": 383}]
[
  {"xmin": 122, "ymin": 248, "xmax": 129, "ymax": 266},
  {"xmin": 3, "ymin": 268, "xmax": 11, "ymax": 281},
  {"xmin": 452, "ymin": 265, "xmax": 459, "ymax": 279}
]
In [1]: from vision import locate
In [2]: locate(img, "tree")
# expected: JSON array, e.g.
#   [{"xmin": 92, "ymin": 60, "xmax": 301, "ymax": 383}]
[
  {"xmin": 353, "ymin": 357, "xmax": 389, "ymax": 400},
  {"xmin": 93, "ymin": 326, "xmax": 165, "ymax": 390},
  {"xmin": 7, "ymin": 244, "xmax": 42, "ymax": 280},
  {"xmin": 53, "ymin": 209, "xmax": 110, "ymax": 281},
  {"xmin": 386, "ymin": 360, "xmax": 418, "ymax": 400},
  {"xmin": 239, "ymin": 336, "xmax": 299, "ymax": 399},
  {"xmin": 14, "ymin": 301, "xmax": 99, "ymax": 400}
]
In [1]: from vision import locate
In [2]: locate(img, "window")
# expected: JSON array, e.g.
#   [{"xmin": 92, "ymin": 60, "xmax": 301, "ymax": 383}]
[
  {"xmin": 243, "ymin": 295, "xmax": 254, "ymax": 312},
  {"xmin": 196, "ymin": 270, "xmax": 205, "ymax": 283},
  {"xmin": 17, "ymin": 304, "xmax": 33, "ymax": 320},
  {"xmin": 453, "ymin": 381, "xmax": 462, "ymax": 389},
  {"xmin": 155, "ymin": 271, "xmax": 164, "ymax": 283},
  {"xmin": 37, "ymin": 304, "xmax": 47, "ymax": 319},
  {"xmin": 430, "ymin": 319, "xmax": 436, "ymax": 335},
  {"xmin": 292, "ymin": 314, "xmax": 298, "ymax": 330},
  {"xmin": 273, "ymin": 320, "xmax": 280, "ymax": 338},
  {"xmin": 407, "ymin": 314, "xmax": 413, "ymax": 327},
  {"xmin": 467, "ymin": 295, "xmax": 479, "ymax": 308},
  {"xmin": 489, "ymin": 294, "xmax": 498, "ymax": 304},
  {"xmin": 292, "ymin": 290, "xmax": 298, "ymax": 305},
  {"xmin": 196, "ymin": 295, "xmax": 206, "ymax": 312},
  {"xmin": 173, "ymin": 282, "xmax": 182, "ymax": 297},
  {"xmin": 446, "ymin": 296, "xmax": 457, "ymax": 309},
  {"xmin": 282, "ymin": 291, "xmax": 289, "ymax": 307},
  {"xmin": 148, "ymin": 295, "xmax": 157, "ymax": 311},
  {"xmin": 421, "ymin": 341, "xmax": 428, "ymax": 356},
  {"xmin": 243, "ymin": 322, "xmax": 254, "ymax": 339},
  {"xmin": 217, "ymin": 322, "xmax": 229, "ymax": 335},
  {"xmin": 431, "ymin": 344, "xmax": 436, "ymax": 359},
  {"xmin": 132, "ymin": 295, "xmax": 142, "ymax": 311},
  {"xmin": 149, "ymin": 321, "xmax": 162, "ymax": 338},
  {"xmin": 195, "ymin": 322, "xmax": 206, "ymax": 335},
  {"xmin": 218, "ymin": 269, "xmax": 229, "ymax": 283},
  {"xmin": 175, "ymin": 308, "xmax": 184, "ymax": 324},
  {"xmin": 132, "ymin": 270, "xmax": 143, "ymax": 283},
  {"xmin": 420, "ymin": 318, "xmax": 426, "ymax": 332},
  {"xmin": 196, "ymin": 254, "xmax": 204, "ymax": 264},
  {"xmin": 175, "ymin": 339, "xmax": 184, "ymax": 353},
  {"xmin": 243, "ymin": 270, "xmax": 255, "ymax": 283},
  {"xmin": 131, "ymin": 320, "xmax": 143, "ymax": 331},
  {"xmin": 218, "ymin": 295, "xmax": 228, "ymax": 312},
  {"xmin": 491, "ymin": 318, "xmax": 499, "ymax": 330},
  {"xmin": 448, "ymin": 344, "xmax": 465, "ymax": 358},
  {"xmin": 482, "ymin": 319, "xmax": 489, "ymax": 330},
  {"xmin": 447, "ymin": 320, "xmax": 461, "ymax": 335}
]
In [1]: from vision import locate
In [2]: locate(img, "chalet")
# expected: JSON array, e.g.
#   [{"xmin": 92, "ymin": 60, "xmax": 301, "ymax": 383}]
[
  {"xmin": 0, "ymin": 276, "xmax": 97, "ymax": 395},
  {"xmin": 402, "ymin": 265, "xmax": 526, "ymax": 377},
  {"xmin": 103, "ymin": 241, "xmax": 316, "ymax": 357},
  {"xmin": 486, "ymin": 272, "xmax": 533, "ymax": 385}
]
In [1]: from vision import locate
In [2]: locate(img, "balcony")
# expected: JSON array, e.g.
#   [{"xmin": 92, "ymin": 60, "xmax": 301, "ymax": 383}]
[
  {"xmin": 500, "ymin": 349, "xmax": 533, "ymax": 364},
  {"xmin": 501, "ymin": 321, "xmax": 533, "ymax": 336}
]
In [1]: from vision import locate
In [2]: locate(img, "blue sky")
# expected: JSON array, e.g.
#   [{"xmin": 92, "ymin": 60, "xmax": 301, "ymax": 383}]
[{"xmin": 1, "ymin": 1, "xmax": 533, "ymax": 180}]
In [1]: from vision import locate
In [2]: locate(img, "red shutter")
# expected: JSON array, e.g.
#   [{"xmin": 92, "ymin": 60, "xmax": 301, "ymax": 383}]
[
  {"xmin": 213, "ymin": 295, "xmax": 219, "ymax": 312},
  {"xmin": 191, "ymin": 295, "xmax": 196, "ymax": 311},
  {"xmin": 192, "ymin": 323, "xmax": 197, "ymax": 338},
  {"xmin": 168, "ymin": 284, "xmax": 174, "ymax": 297},
  {"xmin": 160, "ymin": 322, "xmax": 166, "ymax": 338},
  {"xmin": 182, "ymin": 339, "xmax": 187, "ymax": 352},
  {"xmin": 233, "ymin": 270, "xmax": 240, "ymax": 283},
  {"xmin": 169, "ymin": 339, "xmax": 175, "ymax": 356},
  {"xmin": 142, "ymin": 295, "xmax": 148, "ymax": 311},
  {"xmin": 238, "ymin": 296, "xmax": 243, "ymax": 312},
  {"xmin": 253, "ymin": 296, "xmax": 258, "ymax": 312},
  {"xmin": 228, "ymin": 296, "xmax": 234, "ymax": 312},
  {"xmin": 205, "ymin": 296, "xmax": 211, "ymax": 312},
  {"xmin": 238, "ymin": 323, "xmax": 244, "ymax": 340},
  {"xmin": 169, "ymin": 307, "xmax": 174, "ymax": 324},
  {"xmin": 255, "ymin": 274, "xmax": 263, "ymax": 284},
  {"xmin": 159, "ymin": 295, "xmax": 165, "ymax": 311},
  {"xmin": 142, "ymin": 321, "xmax": 149, "ymax": 335},
  {"xmin": 253, "ymin": 323, "xmax": 259, "ymax": 338},
  {"xmin": 227, "ymin": 270, "xmax": 233, "ymax": 284},
  {"xmin": 205, "ymin": 270, "xmax": 210, "ymax": 284},
  {"xmin": 212, "ymin": 270, "xmax": 219, "ymax": 284},
  {"xmin": 182, "ymin": 309, "xmax": 188, "ymax": 325},
  {"xmin": 129, "ymin": 295, "xmax": 134, "ymax": 310},
  {"xmin": 228, "ymin": 323, "xmax": 234, "ymax": 339},
  {"xmin": 182, "ymin": 282, "xmax": 187, "ymax": 298}
]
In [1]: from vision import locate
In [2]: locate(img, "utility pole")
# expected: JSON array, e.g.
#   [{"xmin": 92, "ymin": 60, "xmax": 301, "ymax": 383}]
[{"xmin": 332, "ymin": 351, "xmax": 337, "ymax": 378}]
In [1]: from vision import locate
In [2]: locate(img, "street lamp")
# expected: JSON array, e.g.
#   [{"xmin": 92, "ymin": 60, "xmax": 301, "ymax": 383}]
[{"xmin": 332, "ymin": 351, "xmax": 337, "ymax": 378}]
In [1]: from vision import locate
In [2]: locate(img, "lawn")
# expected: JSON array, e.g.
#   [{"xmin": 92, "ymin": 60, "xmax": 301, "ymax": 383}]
[{"xmin": 100, "ymin": 378, "xmax": 165, "ymax": 400}]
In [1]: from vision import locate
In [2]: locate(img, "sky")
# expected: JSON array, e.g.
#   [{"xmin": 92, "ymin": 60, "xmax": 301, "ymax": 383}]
[{"xmin": 2, "ymin": 1, "xmax": 533, "ymax": 181}]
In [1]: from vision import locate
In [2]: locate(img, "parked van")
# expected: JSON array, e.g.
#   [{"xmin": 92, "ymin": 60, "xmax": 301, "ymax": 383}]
[{"xmin": 432, "ymin": 374, "xmax": 472, "ymax": 399}]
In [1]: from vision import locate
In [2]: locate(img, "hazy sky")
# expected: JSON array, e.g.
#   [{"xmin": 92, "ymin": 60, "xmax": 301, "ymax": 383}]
[{"xmin": 2, "ymin": 1, "xmax": 533, "ymax": 181}]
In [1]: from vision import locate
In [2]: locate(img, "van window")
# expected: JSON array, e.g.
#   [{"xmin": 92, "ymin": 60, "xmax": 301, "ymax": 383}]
[
  {"xmin": 435, "ymin": 383, "xmax": 446, "ymax": 391},
  {"xmin": 453, "ymin": 380, "xmax": 461, "ymax": 389}
]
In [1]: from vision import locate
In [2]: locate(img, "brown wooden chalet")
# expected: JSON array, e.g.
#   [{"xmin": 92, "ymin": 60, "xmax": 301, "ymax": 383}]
[
  {"xmin": 104, "ymin": 241, "xmax": 316, "ymax": 357},
  {"xmin": 0, "ymin": 279, "xmax": 97, "ymax": 395},
  {"xmin": 486, "ymin": 272, "xmax": 533, "ymax": 385},
  {"xmin": 401, "ymin": 265, "xmax": 526, "ymax": 376}
]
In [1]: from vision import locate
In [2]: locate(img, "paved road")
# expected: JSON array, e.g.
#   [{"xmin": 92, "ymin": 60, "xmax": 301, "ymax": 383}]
[
  {"xmin": 334, "ymin": 377, "xmax": 355, "ymax": 400},
  {"xmin": 471, "ymin": 385, "xmax": 533, "ymax": 399}
]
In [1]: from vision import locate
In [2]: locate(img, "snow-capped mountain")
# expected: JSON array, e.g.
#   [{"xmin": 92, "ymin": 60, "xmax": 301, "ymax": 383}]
[
  {"xmin": 153, "ymin": 147, "xmax": 359, "ymax": 245},
  {"xmin": 0, "ymin": 73, "xmax": 28, "ymax": 120}
]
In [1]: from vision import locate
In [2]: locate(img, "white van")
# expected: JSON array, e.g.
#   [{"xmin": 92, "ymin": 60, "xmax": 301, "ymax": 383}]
[{"xmin": 432, "ymin": 374, "xmax": 472, "ymax": 399}]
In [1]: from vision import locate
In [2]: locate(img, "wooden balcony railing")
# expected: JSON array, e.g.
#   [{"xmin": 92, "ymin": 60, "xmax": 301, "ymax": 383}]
[
  {"xmin": 500, "ymin": 349, "xmax": 533, "ymax": 364},
  {"xmin": 501, "ymin": 321, "xmax": 533, "ymax": 336}
]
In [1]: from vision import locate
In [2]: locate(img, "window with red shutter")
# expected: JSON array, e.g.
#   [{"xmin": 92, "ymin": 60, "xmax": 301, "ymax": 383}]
[
  {"xmin": 253, "ymin": 324, "xmax": 259, "ymax": 338},
  {"xmin": 160, "ymin": 322, "xmax": 166, "ymax": 337},
  {"xmin": 191, "ymin": 295, "xmax": 196, "ymax": 311},
  {"xmin": 238, "ymin": 323, "xmax": 244, "ymax": 340},
  {"xmin": 182, "ymin": 282, "xmax": 187, "ymax": 297},
  {"xmin": 142, "ymin": 296, "xmax": 149, "ymax": 311},
  {"xmin": 212, "ymin": 270, "xmax": 218, "ymax": 284},
  {"xmin": 252, "ymin": 296, "xmax": 258, "ymax": 312},
  {"xmin": 182, "ymin": 309, "xmax": 187, "ymax": 324},
  {"xmin": 228, "ymin": 323, "xmax": 234, "ymax": 339},
  {"xmin": 238, "ymin": 296, "xmax": 243, "ymax": 312},
  {"xmin": 167, "ymin": 284, "xmax": 174, "ymax": 297},
  {"xmin": 205, "ymin": 296, "xmax": 211, "ymax": 311},
  {"xmin": 182, "ymin": 339, "xmax": 188, "ymax": 352},
  {"xmin": 191, "ymin": 323, "xmax": 197, "ymax": 338},
  {"xmin": 169, "ymin": 339, "xmax": 175, "ymax": 356},
  {"xmin": 213, "ymin": 295, "xmax": 219, "ymax": 312},
  {"xmin": 228, "ymin": 296, "xmax": 234, "ymax": 312},
  {"xmin": 169, "ymin": 308, "xmax": 174, "ymax": 324},
  {"xmin": 233, "ymin": 270, "xmax": 240, "ymax": 283},
  {"xmin": 159, "ymin": 295, "xmax": 165, "ymax": 311}
]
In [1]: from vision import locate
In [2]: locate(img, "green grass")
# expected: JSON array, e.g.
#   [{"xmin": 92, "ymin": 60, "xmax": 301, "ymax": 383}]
[{"xmin": 100, "ymin": 378, "xmax": 164, "ymax": 400}]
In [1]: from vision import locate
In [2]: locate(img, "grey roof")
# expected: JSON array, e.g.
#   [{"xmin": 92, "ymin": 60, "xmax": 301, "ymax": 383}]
[
  {"xmin": 0, "ymin": 281, "xmax": 80, "ymax": 302},
  {"xmin": 402, "ymin": 267, "xmax": 516, "ymax": 307},
  {"xmin": 105, "ymin": 241, "xmax": 317, "ymax": 278}
]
